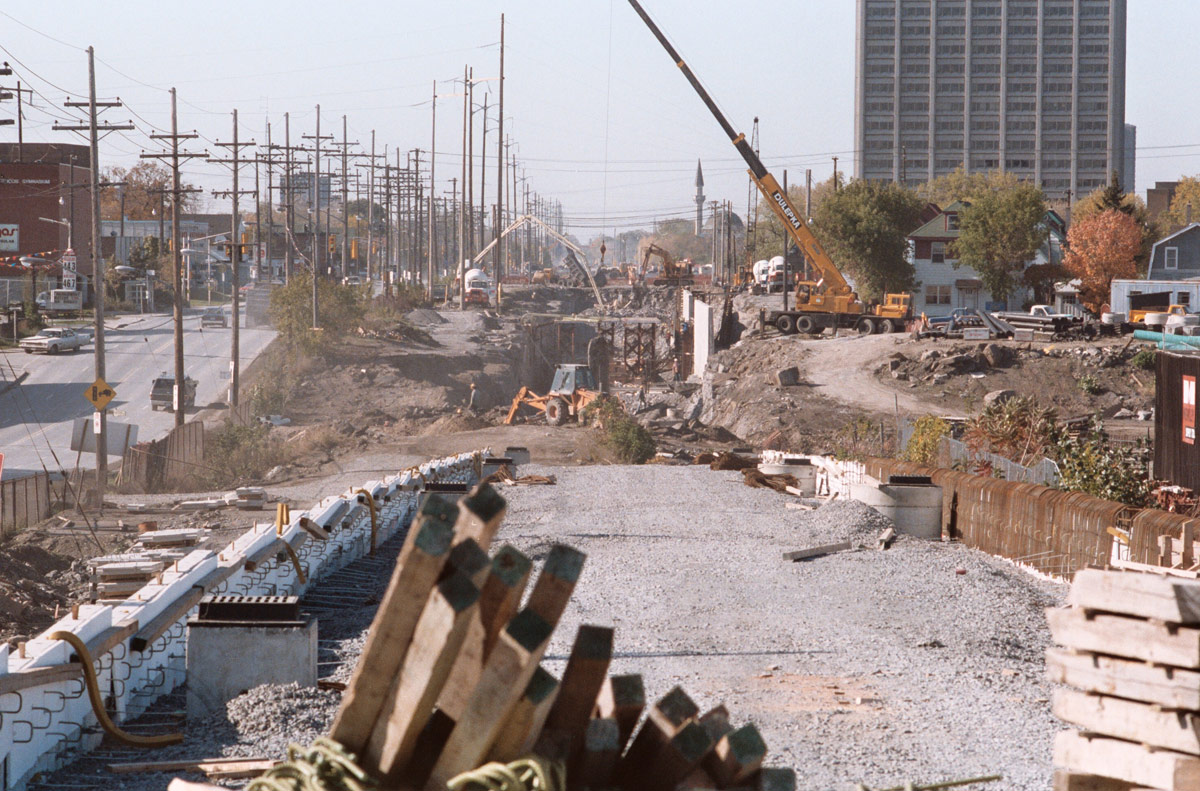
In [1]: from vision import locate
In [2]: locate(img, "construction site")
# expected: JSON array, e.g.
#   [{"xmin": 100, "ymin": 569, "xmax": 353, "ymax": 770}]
[{"xmin": 6, "ymin": 2, "xmax": 1200, "ymax": 791}]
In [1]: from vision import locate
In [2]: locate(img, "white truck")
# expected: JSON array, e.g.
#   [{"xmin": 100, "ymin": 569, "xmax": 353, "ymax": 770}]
[
  {"xmin": 36, "ymin": 289, "xmax": 84, "ymax": 314},
  {"xmin": 19, "ymin": 327, "xmax": 93, "ymax": 354}
]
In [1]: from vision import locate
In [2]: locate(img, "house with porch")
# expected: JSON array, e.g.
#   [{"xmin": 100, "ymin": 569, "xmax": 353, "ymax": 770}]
[{"xmin": 907, "ymin": 201, "xmax": 1066, "ymax": 317}]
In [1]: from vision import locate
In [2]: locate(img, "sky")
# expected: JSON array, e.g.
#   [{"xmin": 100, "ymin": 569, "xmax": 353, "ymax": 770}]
[{"xmin": 2, "ymin": 1, "xmax": 1198, "ymax": 244}]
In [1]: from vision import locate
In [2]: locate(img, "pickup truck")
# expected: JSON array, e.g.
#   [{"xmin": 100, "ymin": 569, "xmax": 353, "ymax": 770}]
[
  {"xmin": 19, "ymin": 327, "xmax": 93, "ymax": 354},
  {"xmin": 1130, "ymin": 303, "xmax": 1187, "ymax": 326},
  {"xmin": 150, "ymin": 375, "xmax": 198, "ymax": 412}
]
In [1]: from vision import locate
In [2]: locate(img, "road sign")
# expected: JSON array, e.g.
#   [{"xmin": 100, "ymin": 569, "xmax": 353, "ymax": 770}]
[
  {"xmin": 70, "ymin": 418, "xmax": 138, "ymax": 455},
  {"xmin": 84, "ymin": 377, "xmax": 116, "ymax": 410}
]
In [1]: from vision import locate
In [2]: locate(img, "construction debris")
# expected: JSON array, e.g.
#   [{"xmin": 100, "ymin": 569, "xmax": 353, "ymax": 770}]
[
  {"xmin": 782, "ymin": 541, "xmax": 855, "ymax": 562},
  {"xmin": 482, "ymin": 465, "xmax": 557, "ymax": 487},
  {"xmin": 741, "ymin": 468, "xmax": 798, "ymax": 494},
  {"xmin": 1047, "ymin": 568, "xmax": 1200, "ymax": 790},
  {"xmin": 877, "ymin": 528, "xmax": 897, "ymax": 550}
]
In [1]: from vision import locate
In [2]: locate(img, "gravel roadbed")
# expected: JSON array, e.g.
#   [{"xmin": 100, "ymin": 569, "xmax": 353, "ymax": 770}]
[
  {"xmin": 498, "ymin": 464, "xmax": 1064, "ymax": 791},
  {"xmin": 35, "ymin": 464, "xmax": 1064, "ymax": 790}
]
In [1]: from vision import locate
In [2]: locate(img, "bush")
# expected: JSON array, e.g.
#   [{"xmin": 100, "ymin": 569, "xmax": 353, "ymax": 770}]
[
  {"xmin": 583, "ymin": 397, "xmax": 656, "ymax": 464},
  {"xmin": 249, "ymin": 380, "xmax": 289, "ymax": 417},
  {"xmin": 1130, "ymin": 348, "xmax": 1156, "ymax": 371},
  {"xmin": 902, "ymin": 416, "xmax": 949, "ymax": 466},
  {"xmin": 1078, "ymin": 374, "xmax": 1101, "ymax": 395},
  {"xmin": 201, "ymin": 423, "xmax": 286, "ymax": 488},
  {"xmin": 1053, "ymin": 423, "xmax": 1150, "ymax": 507},
  {"xmin": 269, "ymin": 273, "xmax": 366, "ymax": 352}
]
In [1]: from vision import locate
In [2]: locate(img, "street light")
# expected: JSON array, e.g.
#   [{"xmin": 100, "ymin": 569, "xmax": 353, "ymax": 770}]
[{"xmin": 38, "ymin": 216, "xmax": 71, "ymax": 249}]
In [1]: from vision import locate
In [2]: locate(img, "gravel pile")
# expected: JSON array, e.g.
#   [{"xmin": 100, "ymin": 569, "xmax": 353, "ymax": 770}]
[
  {"xmin": 225, "ymin": 683, "xmax": 341, "ymax": 752},
  {"xmin": 405, "ymin": 308, "xmax": 448, "ymax": 326},
  {"xmin": 793, "ymin": 498, "xmax": 895, "ymax": 546}
]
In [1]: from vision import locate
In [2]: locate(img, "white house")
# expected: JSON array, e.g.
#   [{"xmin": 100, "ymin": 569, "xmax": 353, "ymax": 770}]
[{"xmin": 908, "ymin": 201, "xmax": 1066, "ymax": 316}]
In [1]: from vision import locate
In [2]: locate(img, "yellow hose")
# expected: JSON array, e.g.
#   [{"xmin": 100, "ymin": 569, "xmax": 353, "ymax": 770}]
[
  {"xmin": 281, "ymin": 540, "xmax": 308, "ymax": 584},
  {"xmin": 354, "ymin": 489, "xmax": 379, "ymax": 555},
  {"xmin": 48, "ymin": 630, "xmax": 183, "ymax": 747}
]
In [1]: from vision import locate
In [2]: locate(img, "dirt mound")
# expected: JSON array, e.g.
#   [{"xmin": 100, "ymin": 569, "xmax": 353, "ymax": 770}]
[
  {"xmin": 405, "ymin": 308, "xmax": 448, "ymax": 326},
  {"xmin": 420, "ymin": 412, "xmax": 492, "ymax": 436}
]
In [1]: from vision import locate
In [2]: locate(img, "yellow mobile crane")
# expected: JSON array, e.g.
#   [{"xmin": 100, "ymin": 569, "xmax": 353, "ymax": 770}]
[{"xmin": 626, "ymin": 0, "xmax": 911, "ymax": 336}]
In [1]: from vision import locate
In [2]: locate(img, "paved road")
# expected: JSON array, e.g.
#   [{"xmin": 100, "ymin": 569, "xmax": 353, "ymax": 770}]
[{"xmin": 0, "ymin": 308, "xmax": 276, "ymax": 480}]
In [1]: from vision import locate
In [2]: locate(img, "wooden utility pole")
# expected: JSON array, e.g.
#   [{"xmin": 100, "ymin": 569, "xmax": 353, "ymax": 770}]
[
  {"xmin": 331, "ymin": 115, "xmax": 359, "ymax": 280},
  {"xmin": 427, "ymin": 82, "xmax": 437, "ymax": 301},
  {"xmin": 495, "ymin": 13, "xmax": 505, "ymax": 287},
  {"xmin": 479, "ymin": 93, "xmax": 487, "ymax": 256},
  {"xmin": 209, "ymin": 109, "xmax": 256, "ymax": 408},
  {"xmin": 459, "ymin": 64, "xmax": 469, "ymax": 310},
  {"xmin": 55, "ymin": 47, "xmax": 133, "ymax": 507},
  {"xmin": 367, "ymin": 130, "xmax": 375, "ymax": 284},
  {"xmin": 303, "ymin": 105, "xmax": 334, "ymax": 327},
  {"xmin": 142, "ymin": 88, "xmax": 206, "ymax": 427}
]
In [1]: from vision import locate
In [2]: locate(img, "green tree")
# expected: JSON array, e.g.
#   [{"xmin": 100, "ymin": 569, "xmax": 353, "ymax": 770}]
[
  {"xmin": 268, "ymin": 273, "xmax": 366, "ymax": 352},
  {"xmin": 1072, "ymin": 172, "xmax": 1159, "ymax": 268},
  {"xmin": 953, "ymin": 183, "xmax": 1048, "ymax": 303},
  {"xmin": 346, "ymin": 199, "xmax": 387, "ymax": 232},
  {"xmin": 917, "ymin": 167, "xmax": 1022, "ymax": 207},
  {"xmin": 811, "ymin": 179, "xmax": 924, "ymax": 298}
]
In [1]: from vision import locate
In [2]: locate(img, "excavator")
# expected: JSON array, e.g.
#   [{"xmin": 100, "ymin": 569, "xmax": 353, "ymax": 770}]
[
  {"xmin": 640, "ymin": 242, "xmax": 694, "ymax": 286},
  {"xmin": 626, "ymin": 0, "xmax": 911, "ymax": 336}
]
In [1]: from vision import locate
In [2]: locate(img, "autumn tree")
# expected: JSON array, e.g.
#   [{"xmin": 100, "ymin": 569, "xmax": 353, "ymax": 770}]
[
  {"xmin": 1072, "ymin": 172, "xmax": 1158, "ymax": 268},
  {"xmin": 1063, "ymin": 209, "xmax": 1142, "ymax": 312},
  {"xmin": 100, "ymin": 162, "xmax": 200, "ymax": 221},
  {"xmin": 1156, "ymin": 175, "xmax": 1200, "ymax": 234},
  {"xmin": 953, "ymin": 182, "xmax": 1048, "ymax": 303},
  {"xmin": 811, "ymin": 179, "xmax": 925, "ymax": 298}
]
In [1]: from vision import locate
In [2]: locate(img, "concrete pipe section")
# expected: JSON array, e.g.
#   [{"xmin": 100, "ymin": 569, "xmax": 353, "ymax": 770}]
[
  {"xmin": 849, "ymin": 477, "xmax": 943, "ymax": 540},
  {"xmin": 758, "ymin": 456, "xmax": 817, "ymax": 496}
]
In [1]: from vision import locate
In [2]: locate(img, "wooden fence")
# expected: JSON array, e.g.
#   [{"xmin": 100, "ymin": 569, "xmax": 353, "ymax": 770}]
[
  {"xmin": 863, "ymin": 458, "xmax": 1162, "ymax": 579},
  {"xmin": 119, "ymin": 421, "xmax": 206, "ymax": 492},
  {"xmin": 0, "ymin": 472, "xmax": 53, "ymax": 536}
]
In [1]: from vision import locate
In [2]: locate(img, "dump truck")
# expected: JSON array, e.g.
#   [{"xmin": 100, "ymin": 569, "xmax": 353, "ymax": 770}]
[{"xmin": 627, "ymin": 0, "xmax": 911, "ymax": 336}]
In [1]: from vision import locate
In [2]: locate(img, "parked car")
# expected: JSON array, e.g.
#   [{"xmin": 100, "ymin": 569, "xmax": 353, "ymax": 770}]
[
  {"xmin": 19, "ymin": 327, "xmax": 92, "ymax": 355},
  {"xmin": 150, "ymin": 375, "xmax": 198, "ymax": 412},
  {"xmin": 342, "ymin": 275, "xmax": 363, "ymax": 287},
  {"xmin": 200, "ymin": 307, "xmax": 227, "ymax": 328}
]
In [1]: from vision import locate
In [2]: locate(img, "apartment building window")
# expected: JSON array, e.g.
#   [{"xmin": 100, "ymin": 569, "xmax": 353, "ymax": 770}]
[
  {"xmin": 866, "ymin": 139, "xmax": 895, "ymax": 152},
  {"xmin": 1009, "ymin": 43, "xmax": 1037, "ymax": 55},
  {"xmin": 901, "ymin": 120, "xmax": 927, "ymax": 131},
  {"xmin": 972, "ymin": 81, "xmax": 1000, "ymax": 93},
  {"xmin": 973, "ymin": 139, "xmax": 1000, "ymax": 151},
  {"xmin": 1007, "ymin": 100, "xmax": 1036, "ymax": 112},
  {"xmin": 1008, "ymin": 23, "xmax": 1037, "ymax": 36},
  {"xmin": 1079, "ymin": 158, "xmax": 1108, "ymax": 169},
  {"xmin": 1005, "ymin": 158, "xmax": 1033, "ymax": 169},
  {"xmin": 867, "ymin": 64, "xmax": 896, "ymax": 75},
  {"xmin": 902, "ymin": 44, "xmax": 930, "ymax": 55},
  {"xmin": 867, "ymin": 45, "xmax": 896, "ymax": 56},
  {"xmin": 1044, "ymin": 120, "xmax": 1072, "ymax": 132},
  {"xmin": 1044, "ymin": 81, "xmax": 1073, "ymax": 94},
  {"xmin": 901, "ymin": 100, "xmax": 930, "ymax": 112},
  {"xmin": 866, "ymin": 101, "xmax": 895, "ymax": 112},
  {"xmin": 902, "ymin": 61, "xmax": 930, "ymax": 74},
  {"xmin": 903, "ymin": 24, "xmax": 930, "ymax": 35},
  {"xmin": 937, "ymin": 81, "xmax": 965, "ymax": 94},
  {"xmin": 1082, "ymin": 24, "xmax": 1110, "ymax": 36},
  {"xmin": 971, "ymin": 99, "xmax": 1000, "ymax": 112},
  {"xmin": 902, "ymin": 137, "xmax": 930, "ymax": 149},
  {"xmin": 1045, "ymin": 3, "xmax": 1074, "ymax": 16},
  {"xmin": 938, "ymin": 139, "xmax": 964, "ymax": 151},
  {"xmin": 972, "ymin": 24, "xmax": 1000, "ymax": 36},
  {"xmin": 1079, "ymin": 120, "xmax": 1108, "ymax": 132},
  {"xmin": 1080, "ymin": 4, "xmax": 1110, "ymax": 17},
  {"xmin": 1044, "ymin": 139, "xmax": 1072, "ymax": 151},
  {"xmin": 1166, "ymin": 248, "xmax": 1179, "ymax": 270},
  {"xmin": 867, "ymin": 25, "xmax": 896, "ymax": 36},
  {"xmin": 866, "ymin": 81, "xmax": 894, "ymax": 95},
  {"xmin": 971, "ymin": 119, "xmax": 1000, "ymax": 131},
  {"xmin": 1045, "ymin": 23, "xmax": 1073, "ymax": 36},
  {"xmin": 972, "ymin": 4, "xmax": 1001, "ymax": 17},
  {"xmin": 1007, "ymin": 62, "xmax": 1037, "ymax": 75},
  {"xmin": 1080, "ymin": 44, "xmax": 1109, "ymax": 56},
  {"xmin": 901, "ymin": 80, "xmax": 930, "ymax": 93},
  {"xmin": 866, "ymin": 3, "xmax": 895, "ymax": 17},
  {"xmin": 1007, "ymin": 120, "xmax": 1036, "ymax": 132},
  {"xmin": 1042, "ymin": 158, "xmax": 1071, "ymax": 169},
  {"xmin": 972, "ymin": 43, "xmax": 1001, "ymax": 55},
  {"xmin": 1008, "ymin": 81, "xmax": 1036, "ymax": 94},
  {"xmin": 936, "ymin": 62, "xmax": 965, "ymax": 75},
  {"xmin": 1080, "ymin": 100, "xmax": 1108, "ymax": 112},
  {"xmin": 866, "ymin": 158, "xmax": 893, "ymax": 170},
  {"xmin": 938, "ymin": 43, "xmax": 966, "ymax": 56},
  {"xmin": 937, "ymin": 5, "xmax": 965, "ymax": 17},
  {"xmin": 936, "ymin": 158, "xmax": 964, "ymax": 170},
  {"xmin": 1045, "ymin": 62, "xmax": 1073, "ymax": 74},
  {"xmin": 1080, "ymin": 81, "xmax": 1109, "ymax": 94},
  {"xmin": 1045, "ymin": 100, "xmax": 1073, "ymax": 112},
  {"xmin": 972, "ymin": 158, "xmax": 1000, "ymax": 169},
  {"xmin": 938, "ymin": 24, "xmax": 965, "ymax": 35},
  {"xmin": 926, "ymin": 284, "xmax": 952, "ymax": 304},
  {"xmin": 936, "ymin": 100, "xmax": 964, "ymax": 112},
  {"xmin": 1079, "ymin": 139, "xmax": 1107, "ymax": 151},
  {"xmin": 867, "ymin": 120, "xmax": 894, "ymax": 131},
  {"xmin": 902, "ymin": 3, "xmax": 930, "ymax": 17},
  {"xmin": 937, "ymin": 119, "xmax": 965, "ymax": 131},
  {"xmin": 1007, "ymin": 139, "xmax": 1035, "ymax": 152},
  {"xmin": 1045, "ymin": 44, "xmax": 1073, "ymax": 55}
]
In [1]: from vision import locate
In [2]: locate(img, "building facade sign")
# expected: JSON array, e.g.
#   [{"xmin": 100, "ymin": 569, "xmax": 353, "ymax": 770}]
[{"xmin": 0, "ymin": 224, "xmax": 18, "ymax": 252}]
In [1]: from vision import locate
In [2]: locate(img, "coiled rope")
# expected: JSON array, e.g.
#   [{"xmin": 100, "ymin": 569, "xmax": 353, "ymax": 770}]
[
  {"xmin": 446, "ymin": 757, "xmax": 565, "ymax": 791},
  {"xmin": 247, "ymin": 738, "xmax": 375, "ymax": 791}
]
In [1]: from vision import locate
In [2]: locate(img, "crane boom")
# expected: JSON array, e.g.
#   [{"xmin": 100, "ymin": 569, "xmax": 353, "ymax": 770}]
[{"xmin": 625, "ymin": 0, "xmax": 852, "ymax": 298}]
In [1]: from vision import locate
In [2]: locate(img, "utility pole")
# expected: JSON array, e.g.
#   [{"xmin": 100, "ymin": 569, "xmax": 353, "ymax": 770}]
[
  {"xmin": 494, "ymin": 13, "xmax": 505, "ymax": 290},
  {"xmin": 479, "ymin": 92, "xmax": 487, "ymax": 256},
  {"xmin": 367, "ymin": 130, "xmax": 375, "ymax": 284},
  {"xmin": 142, "ymin": 88, "xmax": 206, "ymax": 427},
  {"xmin": 832, "ymin": 156, "xmax": 839, "ymax": 190},
  {"xmin": 428, "ymin": 81, "xmax": 437, "ymax": 301},
  {"xmin": 209, "ymin": 108, "xmax": 255, "ymax": 409},
  {"xmin": 467, "ymin": 67, "xmax": 475, "ymax": 261},
  {"xmin": 331, "ymin": 115, "xmax": 359, "ymax": 280},
  {"xmin": 303, "ymin": 105, "xmax": 334, "ymax": 327},
  {"xmin": 460, "ymin": 65, "xmax": 468, "ymax": 310},
  {"xmin": 55, "ymin": 47, "xmax": 133, "ymax": 508}
]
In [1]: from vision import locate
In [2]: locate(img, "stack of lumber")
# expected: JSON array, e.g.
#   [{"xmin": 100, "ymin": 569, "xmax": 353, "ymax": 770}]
[
  {"xmin": 1046, "ymin": 568, "xmax": 1200, "ymax": 790},
  {"xmin": 303, "ymin": 481, "xmax": 789, "ymax": 791}
]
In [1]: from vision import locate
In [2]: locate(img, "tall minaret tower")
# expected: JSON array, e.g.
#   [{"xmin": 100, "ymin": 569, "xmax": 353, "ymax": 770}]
[{"xmin": 694, "ymin": 159, "xmax": 705, "ymax": 236}]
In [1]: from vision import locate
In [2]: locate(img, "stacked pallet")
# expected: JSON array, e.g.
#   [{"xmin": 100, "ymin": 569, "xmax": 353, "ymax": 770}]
[
  {"xmin": 323, "ymin": 482, "xmax": 792, "ymax": 791},
  {"xmin": 1046, "ymin": 568, "xmax": 1200, "ymax": 790}
]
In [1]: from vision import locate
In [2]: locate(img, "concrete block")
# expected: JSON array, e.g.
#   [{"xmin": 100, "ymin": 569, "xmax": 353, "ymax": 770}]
[
  {"xmin": 186, "ymin": 616, "xmax": 318, "ymax": 720},
  {"xmin": 21, "ymin": 604, "xmax": 112, "ymax": 668},
  {"xmin": 775, "ymin": 367, "xmax": 800, "ymax": 387}
]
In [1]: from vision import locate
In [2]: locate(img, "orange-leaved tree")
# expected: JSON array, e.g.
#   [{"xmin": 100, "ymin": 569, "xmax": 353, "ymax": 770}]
[{"xmin": 1063, "ymin": 208, "xmax": 1142, "ymax": 312}]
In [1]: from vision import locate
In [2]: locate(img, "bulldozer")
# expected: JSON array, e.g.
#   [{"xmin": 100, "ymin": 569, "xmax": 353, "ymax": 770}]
[{"xmin": 504, "ymin": 364, "xmax": 602, "ymax": 426}]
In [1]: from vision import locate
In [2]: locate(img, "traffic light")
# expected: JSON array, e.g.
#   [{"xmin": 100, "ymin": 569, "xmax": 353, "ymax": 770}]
[{"xmin": 351, "ymin": 239, "xmax": 359, "ymax": 260}]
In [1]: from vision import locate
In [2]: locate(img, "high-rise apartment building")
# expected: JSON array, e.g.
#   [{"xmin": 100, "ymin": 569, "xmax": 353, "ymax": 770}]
[{"xmin": 853, "ymin": 0, "xmax": 1129, "ymax": 200}]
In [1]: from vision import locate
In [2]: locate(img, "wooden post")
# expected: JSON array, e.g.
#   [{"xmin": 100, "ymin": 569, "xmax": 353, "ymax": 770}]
[
  {"xmin": 330, "ymin": 496, "xmax": 457, "ymax": 754},
  {"xmin": 454, "ymin": 482, "xmax": 507, "ymax": 550},
  {"xmin": 446, "ymin": 538, "xmax": 490, "ymax": 588},
  {"xmin": 1160, "ymin": 533, "xmax": 1175, "ymax": 567},
  {"xmin": 616, "ymin": 687, "xmax": 699, "ymax": 790},
  {"xmin": 539, "ymin": 625, "xmax": 614, "ymax": 757},
  {"xmin": 596, "ymin": 674, "xmax": 645, "ymax": 751},
  {"xmin": 570, "ymin": 717, "xmax": 621, "ymax": 790},
  {"xmin": 367, "ymin": 572, "xmax": 481, "ymax": 778},
  {"xmin": 488, "ymin": 666, "xmax": 560, "ymax": 762},
  {"xmin": 526, "ymin": 544, "xmax": 586, "ymax": 625},
  {"xmin": 427, "ymin": 608, "xmax": 557, "ymax": 790},
  {"xmin": 637, "ymin": 721, "xmax": 715, "ymax": 791},
  {"xmin": 1184, "ymin": 522, "xmax": 1196, "ymax": 569},
  {"xmin": 480, "ymin": 545, "xmax": 533, "ymax": 657},
  {"xmin": 708, "ymin": 724, "xmax": 767, "ymax": 787}
]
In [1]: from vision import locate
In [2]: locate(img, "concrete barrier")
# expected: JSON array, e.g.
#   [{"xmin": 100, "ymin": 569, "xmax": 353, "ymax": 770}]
[{"xmin": 0, "ymin": 449, "xmax": 489, "ymax": 790}]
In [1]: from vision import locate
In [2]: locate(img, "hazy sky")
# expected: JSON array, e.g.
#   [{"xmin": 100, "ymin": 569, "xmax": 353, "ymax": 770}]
[{"xmin": 2, "ymin": 1, "xmax": 1197, "ymax": 242}]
